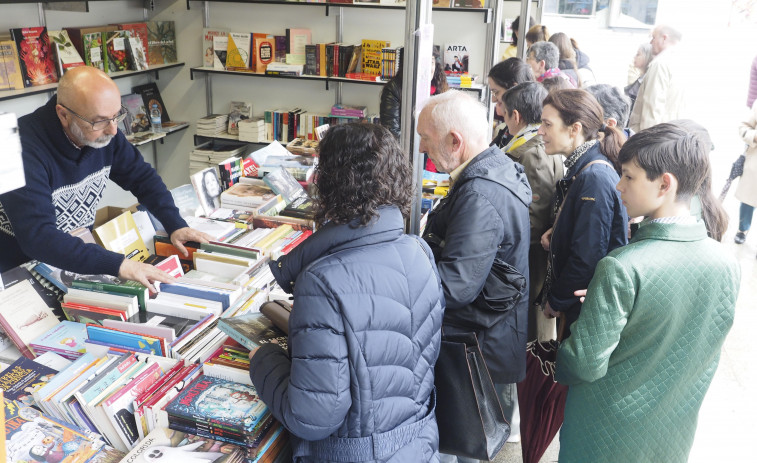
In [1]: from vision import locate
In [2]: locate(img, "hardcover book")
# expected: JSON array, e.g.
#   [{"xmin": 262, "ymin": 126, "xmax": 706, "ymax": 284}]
[
  {"xmin": 217, "ymin": 313, "xmax": 288, "ymax": 351},
  {"xmin": 0, "ymin": 39, "xmax": 24, "ymax": 90},
  {"xmin": 361, "ymin": 39, "xmax": 390, "ymax": 76},
  {"xmin": 226, "ymin": 32, "xmax": 251, "ymax": 70},
  {"xmin": 126, "ymin": 37, "xmax": 148, "ymax": 71},
  {"xmin": 146, "ymin": 20, "xmax": 177, "ymax": 65},
  {"xmin": 253, "ymin": 35, "xmax": 275, "ymax": 73},
  {"xmin": 285, "ymin": 27, "xmax": 311, "ymax": 58},
  {"xmin": 117, "ymin": 22, "xmax": 149, "ymax": 63},
  {"xmin": 47, "ymin": 29, "xmax": 85, "ymax": 76},
  {"xmin": 203, "ymin": 28, "xmax": 228, "ymax": 68},
  {"xmin": 9, "ymin": 26, "xmax": 58, "ymax": 87},
  {"xmin": 165, "ymin": 375, "xmax": 268, "ymax": 434},
  {"xmin": 132, "ymin": 81, "xmax": 171, "ymax": 124},
  {"xmin": 104, "ymin": 30, "xmax": 130, "ymax": 73}
]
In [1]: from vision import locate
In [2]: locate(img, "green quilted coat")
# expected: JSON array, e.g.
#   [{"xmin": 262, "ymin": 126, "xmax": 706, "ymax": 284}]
[{"xmin": 555, "ymin": 221, "xmax": 740, "ymax": 462}]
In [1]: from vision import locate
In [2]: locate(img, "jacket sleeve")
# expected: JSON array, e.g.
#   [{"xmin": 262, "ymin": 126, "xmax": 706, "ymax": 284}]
[
  {"xmin": 634, "ymin": 60, "xmax": 670, "ymax": 131},
  {"xmin": 431, "ymin": 189, "xmax": 505, "ymax": 310},
  {"xmin": 739, "ymin": 101, "xmax": 757, "ymax": 149},
  {"xmin": 0, "ymin": 146, "xmax": 125, "ymax": 276},
  {"xmin": 548, "ymin": 171, "xmax": 617, "ymax": 313},
  {"xmin": 555, "ymin": 256, "xmax": 635, "ymax": 385},
  {"xmin": 249, "ymin": 271, "xmax": 351, "ymax": 441},
  {"xmin": 379, "ymin": 81, "xmax": 402, "ymax": 139},
  {"xmin": 108, "ymin": 133, "xmax": 188, "ymax": 235}
]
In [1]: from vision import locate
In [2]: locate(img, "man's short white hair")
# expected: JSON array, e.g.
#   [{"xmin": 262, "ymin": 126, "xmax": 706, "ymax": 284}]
[{"xmin": 420, "ymin": 90, "xmax": 488, "ymax": 145}]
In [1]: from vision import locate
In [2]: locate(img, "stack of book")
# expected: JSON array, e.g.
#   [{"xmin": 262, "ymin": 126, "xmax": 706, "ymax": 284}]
[
  {"xmin": 196, "ymin": 113, "xmax": 230, "ymax": 137},
  {"xmin": 238, "ymin": 116, "xmax": 267, "ymax": 142},
  {"xmin": 446, "ymin": 73, "xmax": 477, "ymax": 88},
  {"xmin": 190, "ymin": 140, "xmax": 250, "ymax": 175},
  {"xmin": 122, "ymin": 427, "xmax": 249, "ymax": 463},
  {"xmin": 330, "ymin": 103, "xmax": 368, "ymax": 118}
]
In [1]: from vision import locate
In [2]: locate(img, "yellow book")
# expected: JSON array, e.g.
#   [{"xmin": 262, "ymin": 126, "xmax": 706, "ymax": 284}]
[
  {"xmin": 93, "ymin": 210, "xmax": 150, "ymax": 262},
  {"xmin": 361, "ymin": 39, "xmax": 389, "ymax": 76},
  {"xmin": 226, "ymin": 32, "xmax": 251, "ymax": 70},
  {"xmin": 252, "ymin": 224, "xmax": 293, "ymax": 254},
  {"xmin": 0, "ymin": 39, "xmax": 24, "ymax": 90}
]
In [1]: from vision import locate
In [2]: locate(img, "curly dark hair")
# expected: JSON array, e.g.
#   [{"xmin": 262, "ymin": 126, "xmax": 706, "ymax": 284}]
[{"xmin": 314, "ymin": 123, "xmax": 413, "ymax": 227}]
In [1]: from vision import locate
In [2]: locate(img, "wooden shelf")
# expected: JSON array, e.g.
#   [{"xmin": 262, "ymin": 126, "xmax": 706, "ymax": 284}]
[{"xmin": 0, "ymin": 63, "xmax": 185, "ymax": 103}]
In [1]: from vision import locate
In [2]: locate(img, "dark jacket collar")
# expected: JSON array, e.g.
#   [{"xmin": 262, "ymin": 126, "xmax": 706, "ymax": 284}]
[
  {"xmin": 565, "ymin": 141, "xmax": 607, "ymax": 177},
  {"xmin": 455, "ymin": 145, "xmax": 532, "ymax": 208},
  {"xmin": 270, "ymin": 206, "xmax": 405, "ymax": 293}
]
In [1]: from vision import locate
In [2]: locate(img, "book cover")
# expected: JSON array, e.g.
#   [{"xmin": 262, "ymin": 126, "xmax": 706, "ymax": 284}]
[
  {"xmin": 29, "ymin": 320, "xmax": 88, "ymax": 360},
  {"xmin": 0, "ymin": 280, "xmax": 60, "ymax": 359},
  {"xmin": 82, "ymin": 31, "xmax": 105, "ymax": 71},
  {"xmin": 252, "ymin": 35, "xmax": 275, "ymax": 73},
  {"xmin": 444, "ymin": 42, "xmax": 470, "ymax": 74},
  {"xmin": 217, "ymin": 313, "xmax": 287, "ymax": 351},
  {"xmin": 220, "ymin": 183, "xmax": 277, "ymax": 211},
  {"xmin": 226, "ymin": 32, "xmax": 251, "ymax": 70},
  {"xmin": 262, "ymin": 166, "xmax": 308, "ymax": 204},
  {"xmin": 47, "ymin": 29, "xmax": 85, "ymax": 76},
  {"xmin": 3, "ymin": 400, "xmax": 106, "ymax": 463},
  {"xmin": 92, "ymin": 210, "xmax": 150, "ymax": 262},
  {"xmin": 120, "ymin": 92, "xmax": 149, "ymax": 135},
  {"xmin": 0, "ymin": 39, "xmax": 24, "ymax": 90},
  {"xmin": 9, "ymin": 26, "xmax": 58, "ymax": 87},
  {"xmin": 70, "ymin": 278, "xmax": 148, "ymax": 313},
  {"xmin": 217, "ymin": 157, "xmax": 243, "ymax": 191},
  {"xmin": 227, "ymin": 101, "xmax": 252, "ymax": 136},
  {"xmin": 61, "ymin": 302, "xmax": 127, "ymax": 325},
  {"xmin": 126, "ymin": 37, "xmax": 148, "ymax": 71},
  {"xmin": 104, "ymin": 30, "xmax": 130, "ymax": 73},
  {"xmin": 190, "ymin": 167, "xmax": 223, "ymax": 216},
  {"xmin": 203, "ymin": 28, "xmax": 228, "ymax": 68},
  {"xmin": 285, "ymin": 27, "xmax": 311, "ymax": 57},
  {"xmin": 361, "ymin": 39, "xmax": 390, "ymax": 76},
  {"xmin": 281, "ymin": 195, "xmax": 315, "ymax": 220},
  {"xmin": 86, "ymin": 324, "xmax": 166, "ymax": 356},
  {"xmin": 117, "ymin": 22, "xmax": 149, "ymax": 59},
  {"xmin": 121, "ymin": 427, "xmax": 244, "ymax": 462},
  {"xmin": 122, "ymin": 312, "xmax": 195, "ymax": 341},
  {"xmin": 146, "ymin": 20, "xmax": 177, "ymax": 65},
  {"xmin": 1, "ymin": 264, "xmax": 62, "ymax": 314},
  {"xmin": 0, "ymin": 356, "xmax": 58, "ymax": 406},
  {"xmin": 132, "ymin": 81, "xmax": 171, "ymax": 123},
  {"xmin": 212, "ymin": 35, "xmax": 228, "ymax": 70},
  {"xmin": 274, "ymin": 35, "xmax": 287, "ymax": 63},
  {"xmin": 165, "ymin": 375, "xmax": 268, "ymax": 433}
]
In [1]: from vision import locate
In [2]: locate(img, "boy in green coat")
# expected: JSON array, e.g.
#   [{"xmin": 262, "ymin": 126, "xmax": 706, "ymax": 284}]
[{"xmin": 555, "ymin": 123, "xmax": 740, "ymax": 462}]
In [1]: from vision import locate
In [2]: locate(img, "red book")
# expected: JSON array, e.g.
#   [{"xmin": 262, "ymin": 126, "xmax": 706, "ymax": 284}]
[
  {"xmin": 116, "ymin": 22, "xmax": 149, "ymax": 60},
  {"xmin": 281, "ymin": 229, "xmax": 312, "ymax": 255},
  {"xmin": 9, "ymin": 27, "xmax": 58, "ymax": 87}
]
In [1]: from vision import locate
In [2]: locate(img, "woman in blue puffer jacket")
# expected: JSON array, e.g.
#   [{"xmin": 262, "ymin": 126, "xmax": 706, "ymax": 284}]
[{"xmin": 249, "ymin": 123, "xmax": 445, "ymax": 462}]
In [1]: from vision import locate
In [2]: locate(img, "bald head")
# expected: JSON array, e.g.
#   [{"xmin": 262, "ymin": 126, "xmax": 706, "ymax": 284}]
[
  {"xmin": 650, "ymin": 25, "xmax": 682, "ymax": 55},
  {"xmin": 57, "ymin": 66, "xmax": 121, "ymax": 112}
]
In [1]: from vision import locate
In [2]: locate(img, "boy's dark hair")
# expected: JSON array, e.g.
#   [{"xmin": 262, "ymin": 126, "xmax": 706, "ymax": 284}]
[
  {"xmin": 501, "ymin": 82, "xmax": 548, "ymax": 125},
  {"xmin": 618, "ymin": 122, "xmax": 728, "ymax": 240},
  {"xmin": 314, "ymin": 123, "xmax": 413, "ymax": 227},
  {"xmin": 488, "ymin": 58, "xmax": 534, "ymax": 91}
]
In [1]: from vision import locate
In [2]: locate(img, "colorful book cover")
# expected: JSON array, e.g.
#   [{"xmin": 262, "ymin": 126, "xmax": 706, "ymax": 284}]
[
  {"xmin": 8, "ymin": 26, "xmax": 58, "ymax": 87},
  {"xmin": 0, "ymin": 356, "xmax": 58, "ymax": 407},
  {"xmin": 126, "ymin": 37, "xmax": 148, "ymax": 71},
  {"xmin": 120, "ymin": 92, "xmax": 150, "ymax": 135},
  {"xmin": 165, "ymin": 375, "xmax": 268, "ymax": 433},
  {"xmin": 92, "ymin": 210, "xmax": 150, "ymax": 263},
  {"xmin": 146, "ymin": 20, "xmax": 177, "ymax": 65},
  {"xmin": 227, "ymin": 101, "xmax": 252, "ymax": 136},
  {"xmin": 85, "ymin": 325, "xmax": 165, "ymax": 356},
  {"xmin": 361, "ymin": 39, "xmax": 390, "ymax": 76},
  {"xmin": 29, "ymin": 321, "xmax": 88, "ymax": 360},
  {"xmin": 3, "ymin": 400, "xmax": 106, "ymax": 463},
  {"xmin": 83, "ymin": 31, "xmax": 105, "ymax": 71},
  {"xmin": 226, "ymin": 32, "xmax": 251, "ymax": 70},
  {"xmin": 203, "ymin": 28, "xmax": 228, "ymax": 68},
  {"xmin": 217, "ymin": 313, "xmax": 287, "ymax": 351},
  {"xmin": 253, "ymin": 35, "xmax": 275, "ymax": 73},
  {"xmin": 117, "ymin": 22, "xmax": 149, "ymax": 61},
  {"xmin": 121, "ymin": 427, "xmax": 244, "ymax": 462},
  {"xmin": 217, "ymin": 156, "xmax": 243, "ymax": 190},
  {"xmin": 47, "ymin": 30, "xmax": 85, "ymax": 76},
  {"xmin": 70, "ymin": 279, "xmax": 148, "ymax": 313},
  {"xmin": 0, "ymin": 39, "xmax": 24, "ymax": 90},
  {"xmin": 132, "ymin": 81, "xmax": 171, "ymax": 123}
]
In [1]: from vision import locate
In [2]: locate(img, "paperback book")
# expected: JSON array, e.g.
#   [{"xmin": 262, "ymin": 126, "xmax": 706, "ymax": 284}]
[
  {"xmin": 122, "ymin": 427, "xmax": 245, "ymax": 463},
  {"xmin": 217, "ymin": 313, "xmax": 288, "ymax": 351},
  {"xmin": 0, "ymin": 39, "xmax": 24, "ymax": 90},
  {"xmin": 47, "ymin": 29, "xmax": 85, "ymax": 76},
  {"xmin": 203, "ymin": 27, "xmax": 228, "ymax": 68},
  {"xmin": 0, "ymin": 356, "xmax": 58, "ymax": 406},
  {"xmin": 104, "ymin": 30, "xmax": 130, "ymax": 73},
  {"xmin": 9, "ymin": 26, "xmax": 58, "ymax": 87},
  {"xmin": 146, "ymin": 20, "xmax": 177, "ymax": 65},
  {"xmin": 227, "ymin": 101, "xmax": 252, "ymax": 136}
]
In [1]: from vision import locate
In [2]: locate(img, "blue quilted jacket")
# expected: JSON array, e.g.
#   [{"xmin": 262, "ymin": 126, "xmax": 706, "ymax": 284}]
[{"xmin": 250, "ymin": 206, "xmax": 444, "ymax": 462}]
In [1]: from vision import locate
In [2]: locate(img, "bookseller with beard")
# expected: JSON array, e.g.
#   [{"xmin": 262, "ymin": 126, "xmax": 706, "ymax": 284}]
[
  {"xmin": 418, "ymin": 90, "xmax": 532, "ymax": 457},
  {"xmin": 0, "ymin": 66, "xmax": 212, "ymax": 291},
  {"xmin": 249, "ymin": 123, "xmax": 444, "ymax": 462}
]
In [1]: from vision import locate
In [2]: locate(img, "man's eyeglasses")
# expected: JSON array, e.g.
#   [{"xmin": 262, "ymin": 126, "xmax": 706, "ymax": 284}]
[{"xmin": 61, "ymin": 104, "xmax": 128, "ymax": 131}]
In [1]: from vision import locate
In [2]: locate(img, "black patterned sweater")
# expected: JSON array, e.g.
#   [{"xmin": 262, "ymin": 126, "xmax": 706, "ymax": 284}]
[{"xmin": 0, "ymin": 97, "xmax": 187, "ymax": 275}]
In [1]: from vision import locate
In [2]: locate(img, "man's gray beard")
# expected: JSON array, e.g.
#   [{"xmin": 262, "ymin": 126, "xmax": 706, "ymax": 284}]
[{"xmin": 70, "ymin": 122, "xmax": 114, "ymax": 149}]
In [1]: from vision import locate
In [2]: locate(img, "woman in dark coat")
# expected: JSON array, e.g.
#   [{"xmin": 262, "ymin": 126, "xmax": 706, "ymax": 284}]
[
  {"xmin": 249, "ymin": 123, "xmax": 444, "ymax": 462},
  {"xmin": 537, "ymin": 89, "xmax": 629, "ymax": 335}
]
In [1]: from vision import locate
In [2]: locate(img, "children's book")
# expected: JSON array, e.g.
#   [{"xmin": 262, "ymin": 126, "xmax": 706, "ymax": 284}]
[
  {"xmin": 217, "ymin": 313, "xmax": 288, "ymax": 351},
  {"xmin": 29, "ymin": 320, "xmax": 88, "ymax": 360},
  {"xmin": 9, "ymin": 26, "xmax": 58, "ymax": 87},
  {"xmin": 122, "ymin": 427, "xmax": 244, "ymax": 462},
  {"xmin": 0, "ymin": 356, "xmax": 58, "ymax": 407},
  {"xmin": 146, "ymin": 20, "xmax": 177, "ymax": 65},
  {"xmin": 86, "ymin": 324, "xmax": 166, "ymax": 357}
]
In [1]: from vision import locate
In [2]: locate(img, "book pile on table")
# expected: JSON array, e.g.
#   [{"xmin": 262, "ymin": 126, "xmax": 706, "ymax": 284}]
[
  {"xmin": 197, "ymin": 113, "xmax": 230, "ymax": 137},
  {"xmin": 190, "ymin": 140, "xmax": 251, "ymax": 175},
  {"xmin": 238, "ymin": 116, "xmax": 267, "ymax": 143}
]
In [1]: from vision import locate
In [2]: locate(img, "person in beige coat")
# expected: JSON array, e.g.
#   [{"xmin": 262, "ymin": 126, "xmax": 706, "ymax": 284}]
[
  {"xmin": 628, "ymin": 25, "xmax": 686, "ymax": 132},
  {"xmin": 499, "ymin": 82, "xmax": 564, "ymax": 340},
  {"xmin": 734, "ymin": 100, "xmax": 757, "ymax": 245}
]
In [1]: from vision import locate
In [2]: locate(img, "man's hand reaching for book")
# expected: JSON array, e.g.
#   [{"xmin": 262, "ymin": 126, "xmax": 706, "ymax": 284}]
[
  {"xmin": 118, "ymin": 258, "xmax": 176, "ymax": 293},
  {"xmin": 170, "ymin": 226, "xmax": 214, "ymax": 257}
]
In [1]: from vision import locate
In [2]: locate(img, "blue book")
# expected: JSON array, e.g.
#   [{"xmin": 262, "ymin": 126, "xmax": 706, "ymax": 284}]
[
  {"xmin": 29, "ymin": 320, "xmax": 88, "ymax": 360},
  {"xmin": 159, "ymin": 282, "xmax": 237, "ymax": 310},
  {"xmin": 217, "ymin": 312, "xmax": 287, "ymax": 351},
  {"xmin": 32, "ymin": 352, "xmax": 96, "ymax": 416},
  {"xmin": 86, "ymin": 324, "xmax": 166, "ymax": 356},
  {"xmin": 0, "ymin": 356, "xmax": 58, "ymax": 407}
]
